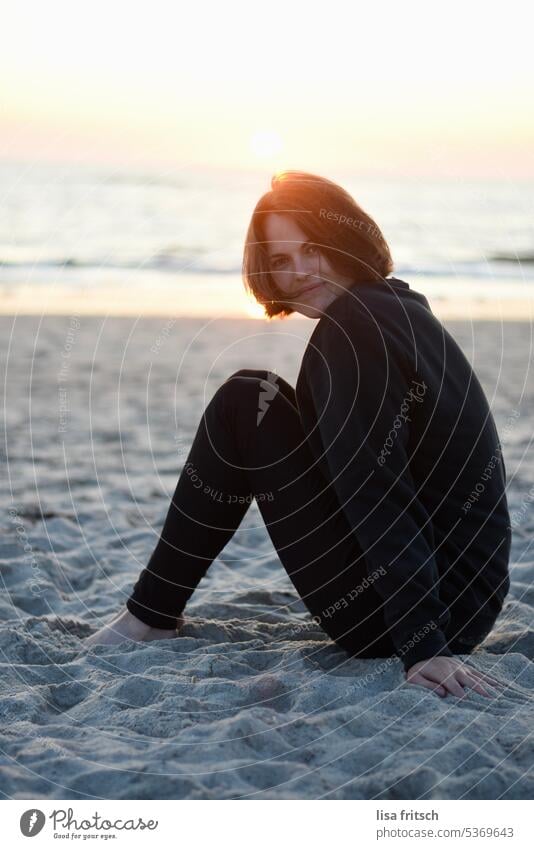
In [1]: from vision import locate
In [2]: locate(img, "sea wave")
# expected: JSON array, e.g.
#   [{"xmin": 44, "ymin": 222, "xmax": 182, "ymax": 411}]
[{"xmin": 1, "ymin": 256, "xmax": 533, "ymax": 280}]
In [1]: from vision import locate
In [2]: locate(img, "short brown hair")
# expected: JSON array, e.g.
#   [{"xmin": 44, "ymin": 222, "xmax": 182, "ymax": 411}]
[{"xmin": 242, "ymin": 170, "xmax": 394, "ymax": 319}]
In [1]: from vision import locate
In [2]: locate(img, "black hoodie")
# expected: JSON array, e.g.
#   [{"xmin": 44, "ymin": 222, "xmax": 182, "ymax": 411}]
[{"xmin": 295, "ymin": 276, "xmax": 511, "ymax": 671}]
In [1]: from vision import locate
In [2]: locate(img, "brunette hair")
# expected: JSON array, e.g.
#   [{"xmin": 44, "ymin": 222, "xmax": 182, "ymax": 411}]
[{"xmin": 242, "ymin": 170, "xmax": 394, "ymax": 318}]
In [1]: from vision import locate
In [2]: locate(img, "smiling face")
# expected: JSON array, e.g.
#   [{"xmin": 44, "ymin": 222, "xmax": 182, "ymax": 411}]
[{"xmin": 263, "ymin": 212, "xmax": 356, "ymax": 318}]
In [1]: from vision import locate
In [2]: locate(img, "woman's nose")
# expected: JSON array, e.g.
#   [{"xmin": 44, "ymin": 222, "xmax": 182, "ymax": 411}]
[{"xmin": 294, "ymin": 254, "xmax": 318, "ymax": 280}]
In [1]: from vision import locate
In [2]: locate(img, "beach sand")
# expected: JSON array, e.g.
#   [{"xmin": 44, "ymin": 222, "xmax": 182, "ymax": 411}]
[
  {"xmin": 1, "ymin": 314, "xmax": 533, "ymax": 800},
  {"xmin": 1, "ymin": 273, "xmax": 534, "ymax": 321}
]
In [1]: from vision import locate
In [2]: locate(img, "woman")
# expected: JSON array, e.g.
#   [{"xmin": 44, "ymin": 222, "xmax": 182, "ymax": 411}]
[{"xmin": 86, "ymin": 171, "xmax": 509, "ymax": 700}]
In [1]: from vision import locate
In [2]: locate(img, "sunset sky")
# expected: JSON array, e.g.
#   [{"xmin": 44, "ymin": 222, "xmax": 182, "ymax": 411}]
[{"xmin": 1, "ymin": 0, "xmax": 533, "ymax": 178}]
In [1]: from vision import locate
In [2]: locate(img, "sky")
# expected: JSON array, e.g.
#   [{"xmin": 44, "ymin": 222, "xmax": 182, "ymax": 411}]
[{"xmin": 1, "ymin": 0, "xmax": 533, "ymax": 178}]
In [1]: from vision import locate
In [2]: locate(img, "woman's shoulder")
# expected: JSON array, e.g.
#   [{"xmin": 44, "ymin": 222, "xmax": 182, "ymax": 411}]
[
  {"xmin": 314, "ymin": 285, "xmax": 376, "ymax": 336},
  {"xmin": 304, "ymin": 280, "xmax": 425, "ymax": 380},
  {"xmin": 318, "ymin": 278, "xmax": 440, "ymax": 350},
  {"xmin": 312, "ymin": 283, "xmax": 403, "ymax": 348}
]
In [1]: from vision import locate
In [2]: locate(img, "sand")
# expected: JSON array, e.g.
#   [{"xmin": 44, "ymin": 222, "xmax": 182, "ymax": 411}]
[
  {"xmin": 1, "ymin": 314, "xmax": 533, "ymax": 800},
  {"xmin": 1, "ymin": 274, "xmax": 534, "ymax": 321}
]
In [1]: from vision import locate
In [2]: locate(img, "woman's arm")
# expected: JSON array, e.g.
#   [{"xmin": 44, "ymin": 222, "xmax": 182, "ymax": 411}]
[{"xmin": 300, "ymin": 302, "xmax": 453, "ymax": 672}]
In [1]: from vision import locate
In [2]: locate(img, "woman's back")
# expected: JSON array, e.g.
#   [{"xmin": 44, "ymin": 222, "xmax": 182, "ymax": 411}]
[{"xmin": 295, "ymin": 276, "xmax": 511, "ymax": 645}]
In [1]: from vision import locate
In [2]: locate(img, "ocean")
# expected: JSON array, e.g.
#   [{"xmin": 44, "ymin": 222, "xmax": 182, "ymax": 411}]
[{"xmin": 1, "ymin": 161, "xmax": 533, "ymax": 317}]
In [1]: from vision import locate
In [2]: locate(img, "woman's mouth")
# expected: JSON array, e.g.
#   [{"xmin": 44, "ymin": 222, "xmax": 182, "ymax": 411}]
[{"xmin": 298, "ymin": 281, "xmax": 322, "ymax": 296}]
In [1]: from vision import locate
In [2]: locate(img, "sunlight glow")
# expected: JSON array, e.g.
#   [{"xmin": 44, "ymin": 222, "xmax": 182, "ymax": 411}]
[
  {"xmin": 0, "ymin": 0, "xmax": 532, "ymax": 175},
  {"xmin": 250, "ymin": 130, "xmax": 284, "ymax": 160},
  {"xmin": 244, "ymin": 297, "xmax": 268, "ymax": 320}
]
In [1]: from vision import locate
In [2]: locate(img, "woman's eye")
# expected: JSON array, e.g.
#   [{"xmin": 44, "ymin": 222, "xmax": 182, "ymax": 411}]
[
  {"xmin": 305, "ymin": 244, "xmax": 318, "ymax": 255},
  {"xmin": 272, "ymin": 257, "xmax": 287, "ymax": 269}
]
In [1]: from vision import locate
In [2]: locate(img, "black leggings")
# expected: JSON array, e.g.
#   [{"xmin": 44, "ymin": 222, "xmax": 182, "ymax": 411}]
[{"xmin": 126, "ymin": 369, "xmax": 478, "ymax": 660}]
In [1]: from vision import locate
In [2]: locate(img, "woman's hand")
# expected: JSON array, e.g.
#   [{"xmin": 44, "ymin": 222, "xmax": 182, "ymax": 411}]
[{"xmin": 405, "ymin": 655, "xmax": 505, "ymax": 699}]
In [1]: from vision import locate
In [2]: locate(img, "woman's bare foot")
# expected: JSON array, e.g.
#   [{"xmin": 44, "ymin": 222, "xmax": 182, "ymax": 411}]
[{"xmin": 85, "ymin": 608, "xmax": 185, "ymax": 647}]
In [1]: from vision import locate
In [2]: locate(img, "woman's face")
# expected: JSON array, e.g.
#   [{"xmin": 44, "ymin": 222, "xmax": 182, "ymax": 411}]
[{"xmin": 263, "ymin": 212, "xmax": 355, "ymax": 318}]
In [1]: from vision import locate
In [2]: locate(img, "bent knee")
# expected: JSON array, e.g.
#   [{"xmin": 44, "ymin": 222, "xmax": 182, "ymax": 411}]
[
  {"xmin": 218, "ymin": 368, "xmax": 284, "ymax": 410},
  {"xmin": 225, "ymin": 368, "xmax": 271, "ymax": 381},
  {"xmin": 215, "ymin": 369, "xmax": 269, "ymax": 408}
]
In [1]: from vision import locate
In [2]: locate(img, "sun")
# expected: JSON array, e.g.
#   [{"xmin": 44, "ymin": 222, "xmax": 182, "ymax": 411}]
[
  {"xmin": 250, "ymin": 129, "xmax": 283, "ymax": 159},
  {"xmin": 244, "ymin": 297, "xmax": 268, "ymax": 319}
]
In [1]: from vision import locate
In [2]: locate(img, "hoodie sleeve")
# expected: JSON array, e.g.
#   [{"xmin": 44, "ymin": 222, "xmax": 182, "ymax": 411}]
[{"xmin": 301, "ymin": 305, "xmax": 453, "ymax": 671}]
